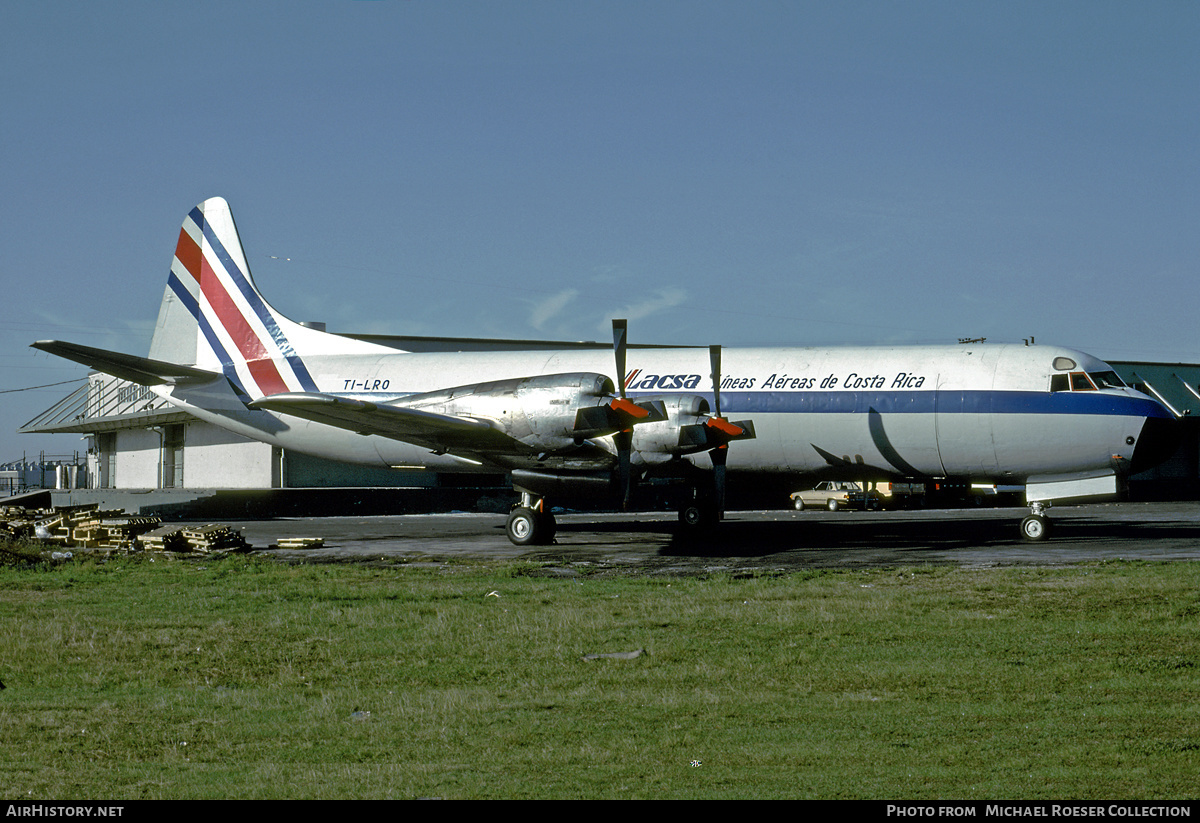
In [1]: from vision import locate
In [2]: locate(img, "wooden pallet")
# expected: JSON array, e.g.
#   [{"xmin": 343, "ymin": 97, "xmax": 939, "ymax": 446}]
[
  {"xmin": 5, "ymin": 504, "xmax": 252, "ymax": 554},
  {"xmin": 178, "ymin": 524, "xmax": 252, "ymax": 554},
  {"xmin": 275, "ymin": 537, "xmax": 325, "ymax": 549}
]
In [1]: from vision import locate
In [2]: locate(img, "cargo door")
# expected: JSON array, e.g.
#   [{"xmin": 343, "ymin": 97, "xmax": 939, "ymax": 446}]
[{"xmin": 935, "ymin": 361, "xmax": 1000, "ymax": 477}]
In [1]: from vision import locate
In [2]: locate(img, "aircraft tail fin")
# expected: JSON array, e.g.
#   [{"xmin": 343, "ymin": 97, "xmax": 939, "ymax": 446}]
[{"xmin": 149, "ymin": 197, "xmax": 393, "ymax": 400}]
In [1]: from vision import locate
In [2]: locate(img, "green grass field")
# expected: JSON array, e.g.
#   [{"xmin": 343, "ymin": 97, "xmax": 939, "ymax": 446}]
[{"xmin": 1, "ymin": 546, "xmax": 1197, "ymax": 799}]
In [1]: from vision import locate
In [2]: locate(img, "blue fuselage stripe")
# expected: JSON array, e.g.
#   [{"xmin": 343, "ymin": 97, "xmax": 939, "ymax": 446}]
[{"xmin": 629, "ymin": 389, "xmax": 1170, "ymax": 419}]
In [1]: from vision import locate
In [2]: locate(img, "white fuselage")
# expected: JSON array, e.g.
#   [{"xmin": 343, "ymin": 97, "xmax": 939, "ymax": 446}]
[{"xmin": 160, "ymin": 341, "xmax": 1169, "ymax": 486}]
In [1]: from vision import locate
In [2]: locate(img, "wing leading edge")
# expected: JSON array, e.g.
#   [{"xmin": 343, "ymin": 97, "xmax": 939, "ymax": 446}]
[{"xmin": 249, "ymin": 392, "xmax": 517, "ymax": 455}]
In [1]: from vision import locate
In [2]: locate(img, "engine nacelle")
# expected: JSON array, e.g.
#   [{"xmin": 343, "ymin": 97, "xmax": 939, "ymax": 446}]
[
  {"xmin": 511, "ymin": 468, "xmax": 614, "ymax": 500},
  {"xmin": 397, "ymin": 372, "xmax": 616, "ymax": 455},
  {"xmin": 629, "ymin": 394, "xmax": 712, "ymax": 461},
  {"xmin": 626, "ymin": 394, "xmax": 757, "ymax": 465}
]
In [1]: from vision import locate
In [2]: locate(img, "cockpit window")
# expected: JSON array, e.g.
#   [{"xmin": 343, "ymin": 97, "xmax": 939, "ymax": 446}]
[
  {"xmin": 1089, "ymin": 370, "xmax": 1125, "ymax": 389},
  {"xmin": 1051, "ymin": 370, "xmax": 1126, "ymax": 392},
  {"xmin": 1070, "ymin": 372, "xmax": 1097, "ymax": 391}
]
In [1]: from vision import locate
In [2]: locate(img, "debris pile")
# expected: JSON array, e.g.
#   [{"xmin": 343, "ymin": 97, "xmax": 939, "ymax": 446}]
[
  {"xmin": 2, "ymin": 504, "xmax": 252, "ymax": 556},
  {"xmin": 134, "ymin": 524, "xmax": 189, "ymax": 553},
  {"xmin": 1, "ymin": 503, "xmax": 157, "ymax": 550},
  {"xmin": 73, "ymin": 513, "xmax": 164, "ymax": 549},
  {"xmin": 168, "ymin": 524, "xmax": 252, "ymax": 554},
  {"xmin": 1, "ymin": 505, "xmax": 48, "ymax": 541}
]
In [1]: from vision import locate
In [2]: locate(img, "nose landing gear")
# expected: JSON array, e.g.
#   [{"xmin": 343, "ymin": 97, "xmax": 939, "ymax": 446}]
[{"xmin": 1019, "ymin": 501, "xmax": 1052, "ymax": 541}]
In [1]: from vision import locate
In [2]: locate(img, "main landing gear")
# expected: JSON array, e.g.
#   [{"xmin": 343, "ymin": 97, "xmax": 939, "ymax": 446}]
[
  {"xmin": 506, "ymin": 492, "xmax": 558, "ymax": 546},
  {"xmin": 1019, "ymin": 501, "xmax": 1052, "ymax": 541},
  {"xmin": 676, "ymin": 485, "xmax": 723, "ymax": 538},
  {"xmin": 505, "ymin": 487, "xmax": 723, "ymax": 546},
  {"xmin": 678, "ymin": 500, "xmax": 720, "ymax": 530}
]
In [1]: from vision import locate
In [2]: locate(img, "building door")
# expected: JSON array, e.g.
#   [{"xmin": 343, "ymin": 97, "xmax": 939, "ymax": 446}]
[{"xmin": 161, "ymin": 424, "xmax": 185, "ymax": 488}]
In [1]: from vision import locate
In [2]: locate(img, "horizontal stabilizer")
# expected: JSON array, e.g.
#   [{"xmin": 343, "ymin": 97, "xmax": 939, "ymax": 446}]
[
  {"xmin": 249, "ymin": 392, "xmax": 516, "ymax": 453},
  {"xmin": 32, "ymin": 340, "xmax": 220, "ymax": 386}
]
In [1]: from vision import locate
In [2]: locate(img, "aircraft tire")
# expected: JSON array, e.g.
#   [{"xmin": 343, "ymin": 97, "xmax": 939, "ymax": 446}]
[
  {"xmin": 679, "ymin": 503, "xmax": 718, "ymax": 531},
  {"xmin": 507, "ymin": 507, "xmax": 552, "ymax": 546},
  {"xmin": 1020, "ymin": 514, "xmax": 1051, "ymax": 541},
  {"xmin": 540, "ymin": 512, "xmax": 558, "ymax": 543}
]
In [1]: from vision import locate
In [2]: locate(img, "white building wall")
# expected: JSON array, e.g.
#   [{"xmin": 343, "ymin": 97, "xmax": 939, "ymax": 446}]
[
  {"xmin": 183, "ymin": 423, "xmax": 277, "ymax": 488},
  {"xmin": 114, "ymin": 428, "xmax": 164, "ymax": 488}
]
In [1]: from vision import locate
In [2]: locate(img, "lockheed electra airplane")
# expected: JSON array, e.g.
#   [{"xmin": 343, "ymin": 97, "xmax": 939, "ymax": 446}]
[{"xmin": 33, "ymin": 198, "xmax": 1179, "ymax": 545}]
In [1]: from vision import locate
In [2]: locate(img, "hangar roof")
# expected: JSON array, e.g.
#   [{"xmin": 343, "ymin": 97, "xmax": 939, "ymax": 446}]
[
  {"xmin": 20, "ymin": 376, "xmax": 189, "ymax": 435},
  {"xmin": 1111, "ymin": 362, "xmax": 1200, "ymax": 418},
  {"xmin": 339, "ymin": 333, "xmax": 692, "ymax": 352}
]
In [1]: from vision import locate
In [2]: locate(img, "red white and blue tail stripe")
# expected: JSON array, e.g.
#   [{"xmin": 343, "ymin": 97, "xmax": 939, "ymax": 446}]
[{"xmin": 162, "ymin": 197, "xmax": 384, "ymax": 400}]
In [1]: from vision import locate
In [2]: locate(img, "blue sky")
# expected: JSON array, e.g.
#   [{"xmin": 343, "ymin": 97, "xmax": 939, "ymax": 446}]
[{"xmin": 3, "ymin": 0, "xmax": 1198, "ymax": 461}]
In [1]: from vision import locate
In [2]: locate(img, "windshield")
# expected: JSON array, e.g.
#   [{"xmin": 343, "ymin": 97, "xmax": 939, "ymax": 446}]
[
  {"xmin": 1089, "ymin": 370, "xmax": 1126, "ymax": 389},
  {"xmin": 1051, "ymin": 370, "xmax": 1127, "ymax": 392}
]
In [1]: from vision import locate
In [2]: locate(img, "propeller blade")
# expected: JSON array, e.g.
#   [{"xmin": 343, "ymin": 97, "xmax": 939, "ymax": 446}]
[
  {"xmin": 613, "ymin": 428, "xmax": 633, "ymax": 508},
  {"xmin": 612, "ymin": 319, "xmax": 633, "ymax": 508},
  {"xmin": 711, "ymin": 445, "xmax": 728, "ymax": 520},
  {"xmin": 709, "ymin": 344, "xmax": 722, "ymax": 418},
  {"xmin": 613, "ymin": 319, "xmax": 628, "ymax": 398},
  {"xmin": 707, "ymin": 345, "xmax": 733, "ymax": 520}
]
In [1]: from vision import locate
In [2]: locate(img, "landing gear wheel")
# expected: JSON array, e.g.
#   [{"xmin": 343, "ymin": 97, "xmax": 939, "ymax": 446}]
[
  {"xmin": 1020, "ymin": 514, "xmax": 1051, "ymax": 541},
  {"xmin": 506, "ymin": 507, "xmax": 556, "ymax": 546},
  {"xmin": 678, "ymin": 502, "xmax": 719, "ymax": 534}
]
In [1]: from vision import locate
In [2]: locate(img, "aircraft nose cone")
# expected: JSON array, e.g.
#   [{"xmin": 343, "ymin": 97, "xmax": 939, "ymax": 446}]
[{"xmin": 1130, "ymin": 416, "xmax": 1182, "ymax": 474}]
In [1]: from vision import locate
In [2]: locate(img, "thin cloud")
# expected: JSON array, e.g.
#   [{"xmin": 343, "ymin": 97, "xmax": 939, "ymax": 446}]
[
  {"xmin": 600, "ymin": 286, "xmax": 688, "ymax": 332},
  {"xmin": 529, "ymin": 288, "xmax": 580, "ymax": 332}
]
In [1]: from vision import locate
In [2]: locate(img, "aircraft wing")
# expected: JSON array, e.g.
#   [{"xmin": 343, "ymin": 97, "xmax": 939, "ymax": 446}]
[
  {"xmin": 249, "ymin": 392, "xmax": 520, "ymax": 455},
  {"xmin": 31, "ymin": 340, "xmax": 221, "ymax": 386}
]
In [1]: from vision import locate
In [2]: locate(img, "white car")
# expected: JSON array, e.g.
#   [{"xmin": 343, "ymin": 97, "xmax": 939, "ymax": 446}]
[{"xmin": 790, "ymin": 481, "xmax": 875, "ymax": 511}]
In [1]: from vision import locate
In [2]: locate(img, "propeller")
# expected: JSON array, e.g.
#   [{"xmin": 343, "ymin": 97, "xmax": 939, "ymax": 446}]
[
  {"xmin": 571, "ymin": 320, "xmax": 665, "ymax": 506},
  {"xmin": 612, "ymin": 319, "xmax": 634, "ymax": 508},
  {"xmin": 599, "ymin": 321, "xmax": 752, "ymax": 515},
  {"xmin": 709, "ymin": 345, "xmax": 729, "ymax": 519},
  {"xmin": 702, "ymin": 344, "xmax": 757, "ymax": 520}
]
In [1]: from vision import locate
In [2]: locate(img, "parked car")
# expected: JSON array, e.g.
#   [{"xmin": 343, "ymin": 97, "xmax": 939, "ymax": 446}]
[{"xmin": 790, "ymin": 481, "xmax": 878, "ymax": 511}]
